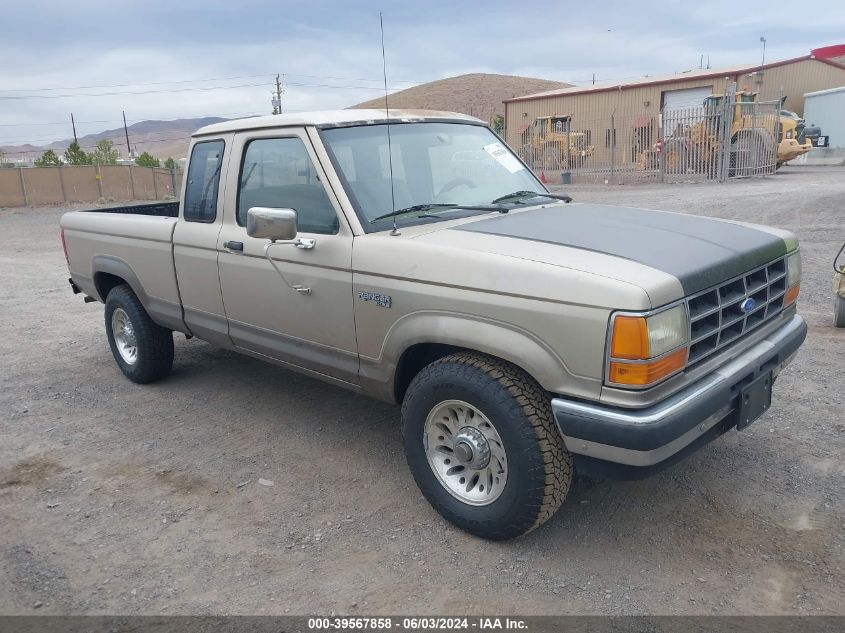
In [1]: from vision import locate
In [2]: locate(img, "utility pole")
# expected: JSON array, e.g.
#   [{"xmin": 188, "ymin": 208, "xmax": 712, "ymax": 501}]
[
  {"xmin": 272, "ymin": 74, "xmax": 283, "ymax": 115},
  {"xmin": 122, "ymin": 111, "xmax": 131, "ymax": 158},
  {"xmin": 592, "ymin": 73, "xmax": 595, "ymax": 85},
  {"xmin": 71, "ymin": 113, "xmax": 78, "ymax": 144}
]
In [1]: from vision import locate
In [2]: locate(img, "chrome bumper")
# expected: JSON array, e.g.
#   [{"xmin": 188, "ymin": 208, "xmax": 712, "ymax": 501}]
[{"xmin": 551, "ymin": 314, "xmax": 807, "ymax": 469}]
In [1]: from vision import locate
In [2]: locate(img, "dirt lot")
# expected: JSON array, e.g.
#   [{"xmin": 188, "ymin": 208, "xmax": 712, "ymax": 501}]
[{"xmin": 1, "ymin": 166, "xmax": 843, "ymax": 616}]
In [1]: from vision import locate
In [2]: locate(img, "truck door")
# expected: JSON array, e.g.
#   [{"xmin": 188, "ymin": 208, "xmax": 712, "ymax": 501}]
[
  {"xmin": 216, "ymin": 127, "xmax": 358, "ymax": 385},
  {"xmin": 173, "ymin": 134, "xmax": 233, "ymax": 347}
]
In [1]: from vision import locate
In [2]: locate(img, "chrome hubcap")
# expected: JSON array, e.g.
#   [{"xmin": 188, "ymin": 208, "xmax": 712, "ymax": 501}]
[
  {"xmin": 111, "ymin": 308, "xmax": 138, "ymax": 365},
  {"xmin": 423, "ymin": 400, "xmax": 507, "ymax": 506}
]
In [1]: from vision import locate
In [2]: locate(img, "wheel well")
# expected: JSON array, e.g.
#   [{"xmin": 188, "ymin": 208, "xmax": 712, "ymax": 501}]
[
  {"xmin": 93, "ymin": 272, "xmax": 127, "ymax": 302},
  {"xmin": 394, "ymin": 343, "xmax": 463, "ymax": 403}
]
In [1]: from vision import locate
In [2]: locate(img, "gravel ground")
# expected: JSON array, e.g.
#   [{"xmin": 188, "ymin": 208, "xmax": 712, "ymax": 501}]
[{"xmin": 1, "ymin": 166, "xmax": 843, "ymax": 615}]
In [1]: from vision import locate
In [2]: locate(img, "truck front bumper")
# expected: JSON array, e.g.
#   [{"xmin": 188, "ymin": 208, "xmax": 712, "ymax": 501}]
[{"xmin": 551, "ymin": 314, "xmax": 806, "ymax": 479}]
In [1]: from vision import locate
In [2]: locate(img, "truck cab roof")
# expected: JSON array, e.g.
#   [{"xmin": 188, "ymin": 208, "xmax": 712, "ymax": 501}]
[{"xmin": 194, "ymin": 109, "xmax": 484, "ymax": 137}]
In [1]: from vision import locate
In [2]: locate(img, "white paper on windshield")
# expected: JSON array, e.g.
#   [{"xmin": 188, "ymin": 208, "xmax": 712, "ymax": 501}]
[{"xmin": 483, "ymin": 141, "xmax": 524, "ymax": 174}]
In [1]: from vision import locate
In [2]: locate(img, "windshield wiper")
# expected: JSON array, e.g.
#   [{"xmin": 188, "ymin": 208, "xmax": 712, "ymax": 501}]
[
  {"xmin": 371, "ymin": 203, "xmax": 508, "ymax": 223},
  {"xmin": 490, "ymin": 190, "xmax": 573, "ymax": 205}
]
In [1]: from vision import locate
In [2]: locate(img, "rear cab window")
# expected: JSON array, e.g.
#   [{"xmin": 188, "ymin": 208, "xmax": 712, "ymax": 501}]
[{"xmin": 183, "ymin": 140, "xmax": 225, "ymax": 223}]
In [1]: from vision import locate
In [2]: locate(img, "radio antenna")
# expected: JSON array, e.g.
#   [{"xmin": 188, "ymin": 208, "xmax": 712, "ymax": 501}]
[{"xmin": 379, "ymin": 12, "xmax": 399, "ymax": 236}]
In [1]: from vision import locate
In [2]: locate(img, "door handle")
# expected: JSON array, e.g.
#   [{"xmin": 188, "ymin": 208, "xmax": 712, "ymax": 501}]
[{"xmin": 224, "ymin": 241, "xmax": 243, "ymax": 252}]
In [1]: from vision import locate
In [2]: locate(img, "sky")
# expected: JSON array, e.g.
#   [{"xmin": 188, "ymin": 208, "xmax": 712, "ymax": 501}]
[{"xmin": 2, "ymin": 0, "xmax": 844, "ymax": 151}]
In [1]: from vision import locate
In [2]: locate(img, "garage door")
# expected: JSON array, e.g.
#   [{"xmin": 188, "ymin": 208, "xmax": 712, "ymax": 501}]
[{"xmin": 662, "ymin": 86, "xmax": 713, "ymax": 111}]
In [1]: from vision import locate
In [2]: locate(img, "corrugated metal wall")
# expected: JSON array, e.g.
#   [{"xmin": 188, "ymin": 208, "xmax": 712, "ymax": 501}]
[
  {"xmin": 736, "ymin": 59, "xmax": 845, "ymax": 116},
  {"xmin": 804, "ymin": 89, "xmax": 845, "ymax": 148},
  {"xmin": 505, "ymin": 76, "xmax": 732, "ymax": 147},
  {"xmin": 505, "ymin": 59, "xmax": 845, "ymax": 145}
]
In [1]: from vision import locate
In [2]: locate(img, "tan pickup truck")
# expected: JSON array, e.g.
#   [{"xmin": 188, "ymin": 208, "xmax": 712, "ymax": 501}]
[{"xmin": 61, "ymin": 110, "xmax": 806, "ymax": 539}]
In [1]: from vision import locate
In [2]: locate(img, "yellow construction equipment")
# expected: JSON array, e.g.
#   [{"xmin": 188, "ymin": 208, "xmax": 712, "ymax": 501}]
[
  {"xmin": 519, "ymin": 115, "xmax": 594, "ymax": 169},
  {"xmin": 656, "ymin": 90, "xmax": 814, "ymax": 175}
]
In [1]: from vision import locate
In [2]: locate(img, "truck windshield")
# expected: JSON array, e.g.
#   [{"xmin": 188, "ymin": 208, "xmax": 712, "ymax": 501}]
[{"xmin": 320, "ymin": 122, "xmax": 544, "ymax": 231}]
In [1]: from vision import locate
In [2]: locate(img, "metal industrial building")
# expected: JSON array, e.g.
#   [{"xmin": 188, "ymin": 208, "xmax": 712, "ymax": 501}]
[
  {"xmin": 502, "ymin": 45, "xmax": 845, "ymax": 182},
  {"xmin": 504, "ymin": 46, "xmax": 845, "ymax": 148},
  {"xmin": 804, "ymin": 86, "xmax": 845, "ymax": 149}
]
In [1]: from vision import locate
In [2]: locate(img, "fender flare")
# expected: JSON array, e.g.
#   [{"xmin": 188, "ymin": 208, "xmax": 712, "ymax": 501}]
[
  {"xmin": 378, "ymin": 311, "xmax": 576, "ymax": 395},
  {"xmin": 91, "ymin": 255, "xmax": 150, "ymax": 305}
]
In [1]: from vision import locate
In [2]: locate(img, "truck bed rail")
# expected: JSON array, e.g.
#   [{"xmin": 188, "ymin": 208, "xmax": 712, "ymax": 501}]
[{"xmin": 83, "ymin": 201, "xmax": 179, "ymax": 217}]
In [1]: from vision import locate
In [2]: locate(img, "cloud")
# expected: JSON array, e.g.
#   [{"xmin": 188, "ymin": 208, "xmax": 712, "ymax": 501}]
[{"xmin": 2, "ymin": 0, "xmax": 843, "ymax": 149}]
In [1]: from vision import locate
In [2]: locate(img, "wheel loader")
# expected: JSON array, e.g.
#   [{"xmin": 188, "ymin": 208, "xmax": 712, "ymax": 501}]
[
  {"xmin": 519, "ymin": 115, "xmax": 594, "ymax": 170},
  {"xmin": 656, "ymin": 90, "xmax": 815, "ymax": 176}
]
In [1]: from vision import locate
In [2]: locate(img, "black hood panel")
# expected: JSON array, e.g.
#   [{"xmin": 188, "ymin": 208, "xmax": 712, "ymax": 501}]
[{"xmin": 454, "ymin": 204, "xmax": 789, "ymax": 295}]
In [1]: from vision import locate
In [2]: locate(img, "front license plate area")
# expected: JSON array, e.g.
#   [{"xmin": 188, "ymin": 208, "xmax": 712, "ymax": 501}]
[{"xmin": 737, "ymin": 372, "xmax": 773, "ymax": 430}]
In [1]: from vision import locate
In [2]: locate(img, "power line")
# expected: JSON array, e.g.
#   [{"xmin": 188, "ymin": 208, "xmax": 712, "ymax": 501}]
[
  {"xmin": 0, "ymin": 79, "xmax": 418, "ymax": 101},
  {"xmin": 0, "ymin": 72, "xmax": 422, "ymax": 94},
  {"xmin": 0, "ymin": 110, "xmax": 275, "ymax": 127},
  {"xmin": 0, "ymin": 74, "xmax": 276, "ymax": 93},
  {"xmin": 5, "ymin": 133, "xmax": 197, "ymax": 156},
  {"xmin": 0, "ymin": 81, "xmax": 275, "ymax": 100},
  {"xmin": 1, "ymin": 124, "xmax": 250, "ymax": 145}
]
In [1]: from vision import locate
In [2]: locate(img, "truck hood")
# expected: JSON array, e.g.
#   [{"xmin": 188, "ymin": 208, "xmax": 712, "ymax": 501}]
[{"xmin": 448, "ymin": 203, "xmax": 795, "ymax": 296}]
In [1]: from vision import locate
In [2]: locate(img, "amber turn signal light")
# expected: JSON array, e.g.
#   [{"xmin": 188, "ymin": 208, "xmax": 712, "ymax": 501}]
[
  {"xmin": 784, "ymin": 284, "xmax": 799, "ymax": 306},
  {"xmin": 610, "ymin": 315, "xmax": 649, "ymax": 360},
  {"xmin": 608, "ymin": 348, "xmax": 687, "ymax": 386}
]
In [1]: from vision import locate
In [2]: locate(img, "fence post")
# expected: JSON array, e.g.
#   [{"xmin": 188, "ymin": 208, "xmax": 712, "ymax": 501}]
[
  {"xmin": 152, "ymin": 168, "xmax": 159, "ymax": 199},
  {"xmin": 95, "ymin": 163, "xmax": 104, "ymax": 199},
  {"xmin": 170, "ymin": 167, "xmax": 177, "ymax": 196},
  {"xmin": 58, "ymin": 165, "xmax": 67, "ymax": 203},
  {"xmin": 18, "ymin": 167, "xmax": 28, "ymax": 206},
  {"xmin": 717, "ymin": 84, "xmax": 732, "ymax": 182},
  {"xmin": 128, "ymin": 165, "xmax": 136, "ymax": 200},
  {"xmin": 658, "ymin": 111, "xmax": 665, "ymax": 183},
  {"xmin": 610, "ymin": 113, "xmax": 616, "ymax": 184}
]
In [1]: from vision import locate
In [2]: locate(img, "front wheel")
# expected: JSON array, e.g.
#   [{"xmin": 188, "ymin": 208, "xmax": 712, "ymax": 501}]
[
  {"xmin": 105, "ymin": 284, "xmax": 174, "ymax": 384},
  {"xmin": 401, "ymin": 352, "xmax": 573, "ymax": 539}
]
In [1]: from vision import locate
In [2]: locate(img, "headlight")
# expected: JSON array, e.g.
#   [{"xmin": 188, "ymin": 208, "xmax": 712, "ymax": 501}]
[
  {"xmin": 785, "ymin": 251, "xmax": 801, "ymax": 305},
  {"xmin": 785, "ymin": 129, "xmax": 793, "ymax": 139},
  {"xmin": 608, "ymin": 304, "xmax": 689, "ymax": 387}
]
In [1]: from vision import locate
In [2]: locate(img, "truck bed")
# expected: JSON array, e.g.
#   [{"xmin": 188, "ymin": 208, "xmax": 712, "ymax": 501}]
[
  {"xmin": 79, "ymin": 201, "xmax": 179, "ymax": 217},
  {"xmin": 61, "ymin": 204, "xmax": 183, "ymax": 331}
]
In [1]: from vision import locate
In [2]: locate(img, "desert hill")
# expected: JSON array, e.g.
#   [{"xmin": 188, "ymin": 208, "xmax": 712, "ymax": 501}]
[{"xmin": 350, "ymin": 73, "xmax": 571, "ymax": 123}]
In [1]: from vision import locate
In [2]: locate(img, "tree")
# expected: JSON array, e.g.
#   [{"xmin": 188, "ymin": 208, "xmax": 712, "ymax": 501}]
[
  {"xmin": 0, "ymin": 148, "xmax": 9, "ymax": 167},
  {"xmin": 492, "ymin": 115, "xmax": 504, "ymax": 135},
  {"xmin": 34, "ymin": 149, "xmax": 62, "ymax": 167},
  {"xmin": 163, "ymin": 157, "xmax": 177, "ymax": 170},
  {"xmin": 64, "ymin": 141, "xmax": 92, "ymax": 166},
  {"xmin": 91, "ymin": 139, "xmax": 119, "ymax": 165},
  {"xmin": 135, "ymin": 152, "xmax": 160, "ymax": 168}
]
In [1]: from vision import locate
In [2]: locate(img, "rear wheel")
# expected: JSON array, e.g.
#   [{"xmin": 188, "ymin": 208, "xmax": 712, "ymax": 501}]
[
  {"xmin": 105, "ymin": 284, "xmax": 174, "ymax": 383},
  {"xmin": 401, "ymin": 352, "xmax": 573, "ymax": 540},
  {"xmin": 835, "ymin": 295, "xmax": 845, "ymax": 328}
]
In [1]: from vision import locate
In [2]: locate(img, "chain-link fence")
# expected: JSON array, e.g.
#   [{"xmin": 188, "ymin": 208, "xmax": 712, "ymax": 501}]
[{"xmin": 508, "ymin": 85, "xmax": 781, "ymax": 185}]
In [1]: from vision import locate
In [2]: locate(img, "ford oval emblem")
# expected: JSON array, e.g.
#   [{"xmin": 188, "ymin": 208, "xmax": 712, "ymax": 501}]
[{"xmin": 740, "ymin": 298, "xmax": 757, "ymax": 313}]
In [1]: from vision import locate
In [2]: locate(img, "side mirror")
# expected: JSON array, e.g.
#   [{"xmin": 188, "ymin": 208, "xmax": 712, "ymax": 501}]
[{"xmin": 246, "ymin": 207, "xmax": 298, "ymax": 242}]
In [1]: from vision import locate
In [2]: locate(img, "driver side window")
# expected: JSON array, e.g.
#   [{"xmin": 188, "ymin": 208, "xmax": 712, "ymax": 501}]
[{"xmin": 237, "ymin": 137, "xmax": 339, "ymax": 235}]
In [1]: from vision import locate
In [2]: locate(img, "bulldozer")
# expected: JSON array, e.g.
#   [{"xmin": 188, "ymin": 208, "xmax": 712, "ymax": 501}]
[
  {"xmin": 656, "ymin": 90, "xmax": 815, "ymax": 176},
  {"xmin": 519, "ymin": 115, "xmax": 594, "ymax": 170}
]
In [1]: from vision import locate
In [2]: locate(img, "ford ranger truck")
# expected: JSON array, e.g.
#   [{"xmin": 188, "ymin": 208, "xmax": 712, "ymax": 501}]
[{"xmin": 61, "ymin": 110, "xmax": 806, "ymax": 539}]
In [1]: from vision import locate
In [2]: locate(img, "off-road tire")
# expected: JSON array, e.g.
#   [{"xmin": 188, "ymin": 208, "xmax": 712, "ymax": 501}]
[
  {"xmin": 401, "ymin": 352, "xmax": 573, "ymax": 539},
  {"xmin": 104, "ymin": 284, "xmax": 174, "ymax": 384},
  {"xmin": 835, "ymin": 295, "xmax": 845, "ymax": 328}
]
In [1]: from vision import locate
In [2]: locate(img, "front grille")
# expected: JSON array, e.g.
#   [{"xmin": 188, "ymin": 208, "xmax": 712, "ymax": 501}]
[{"xmin": 686, "ymin": 257, "xmax": 787, "ymax": 365}]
